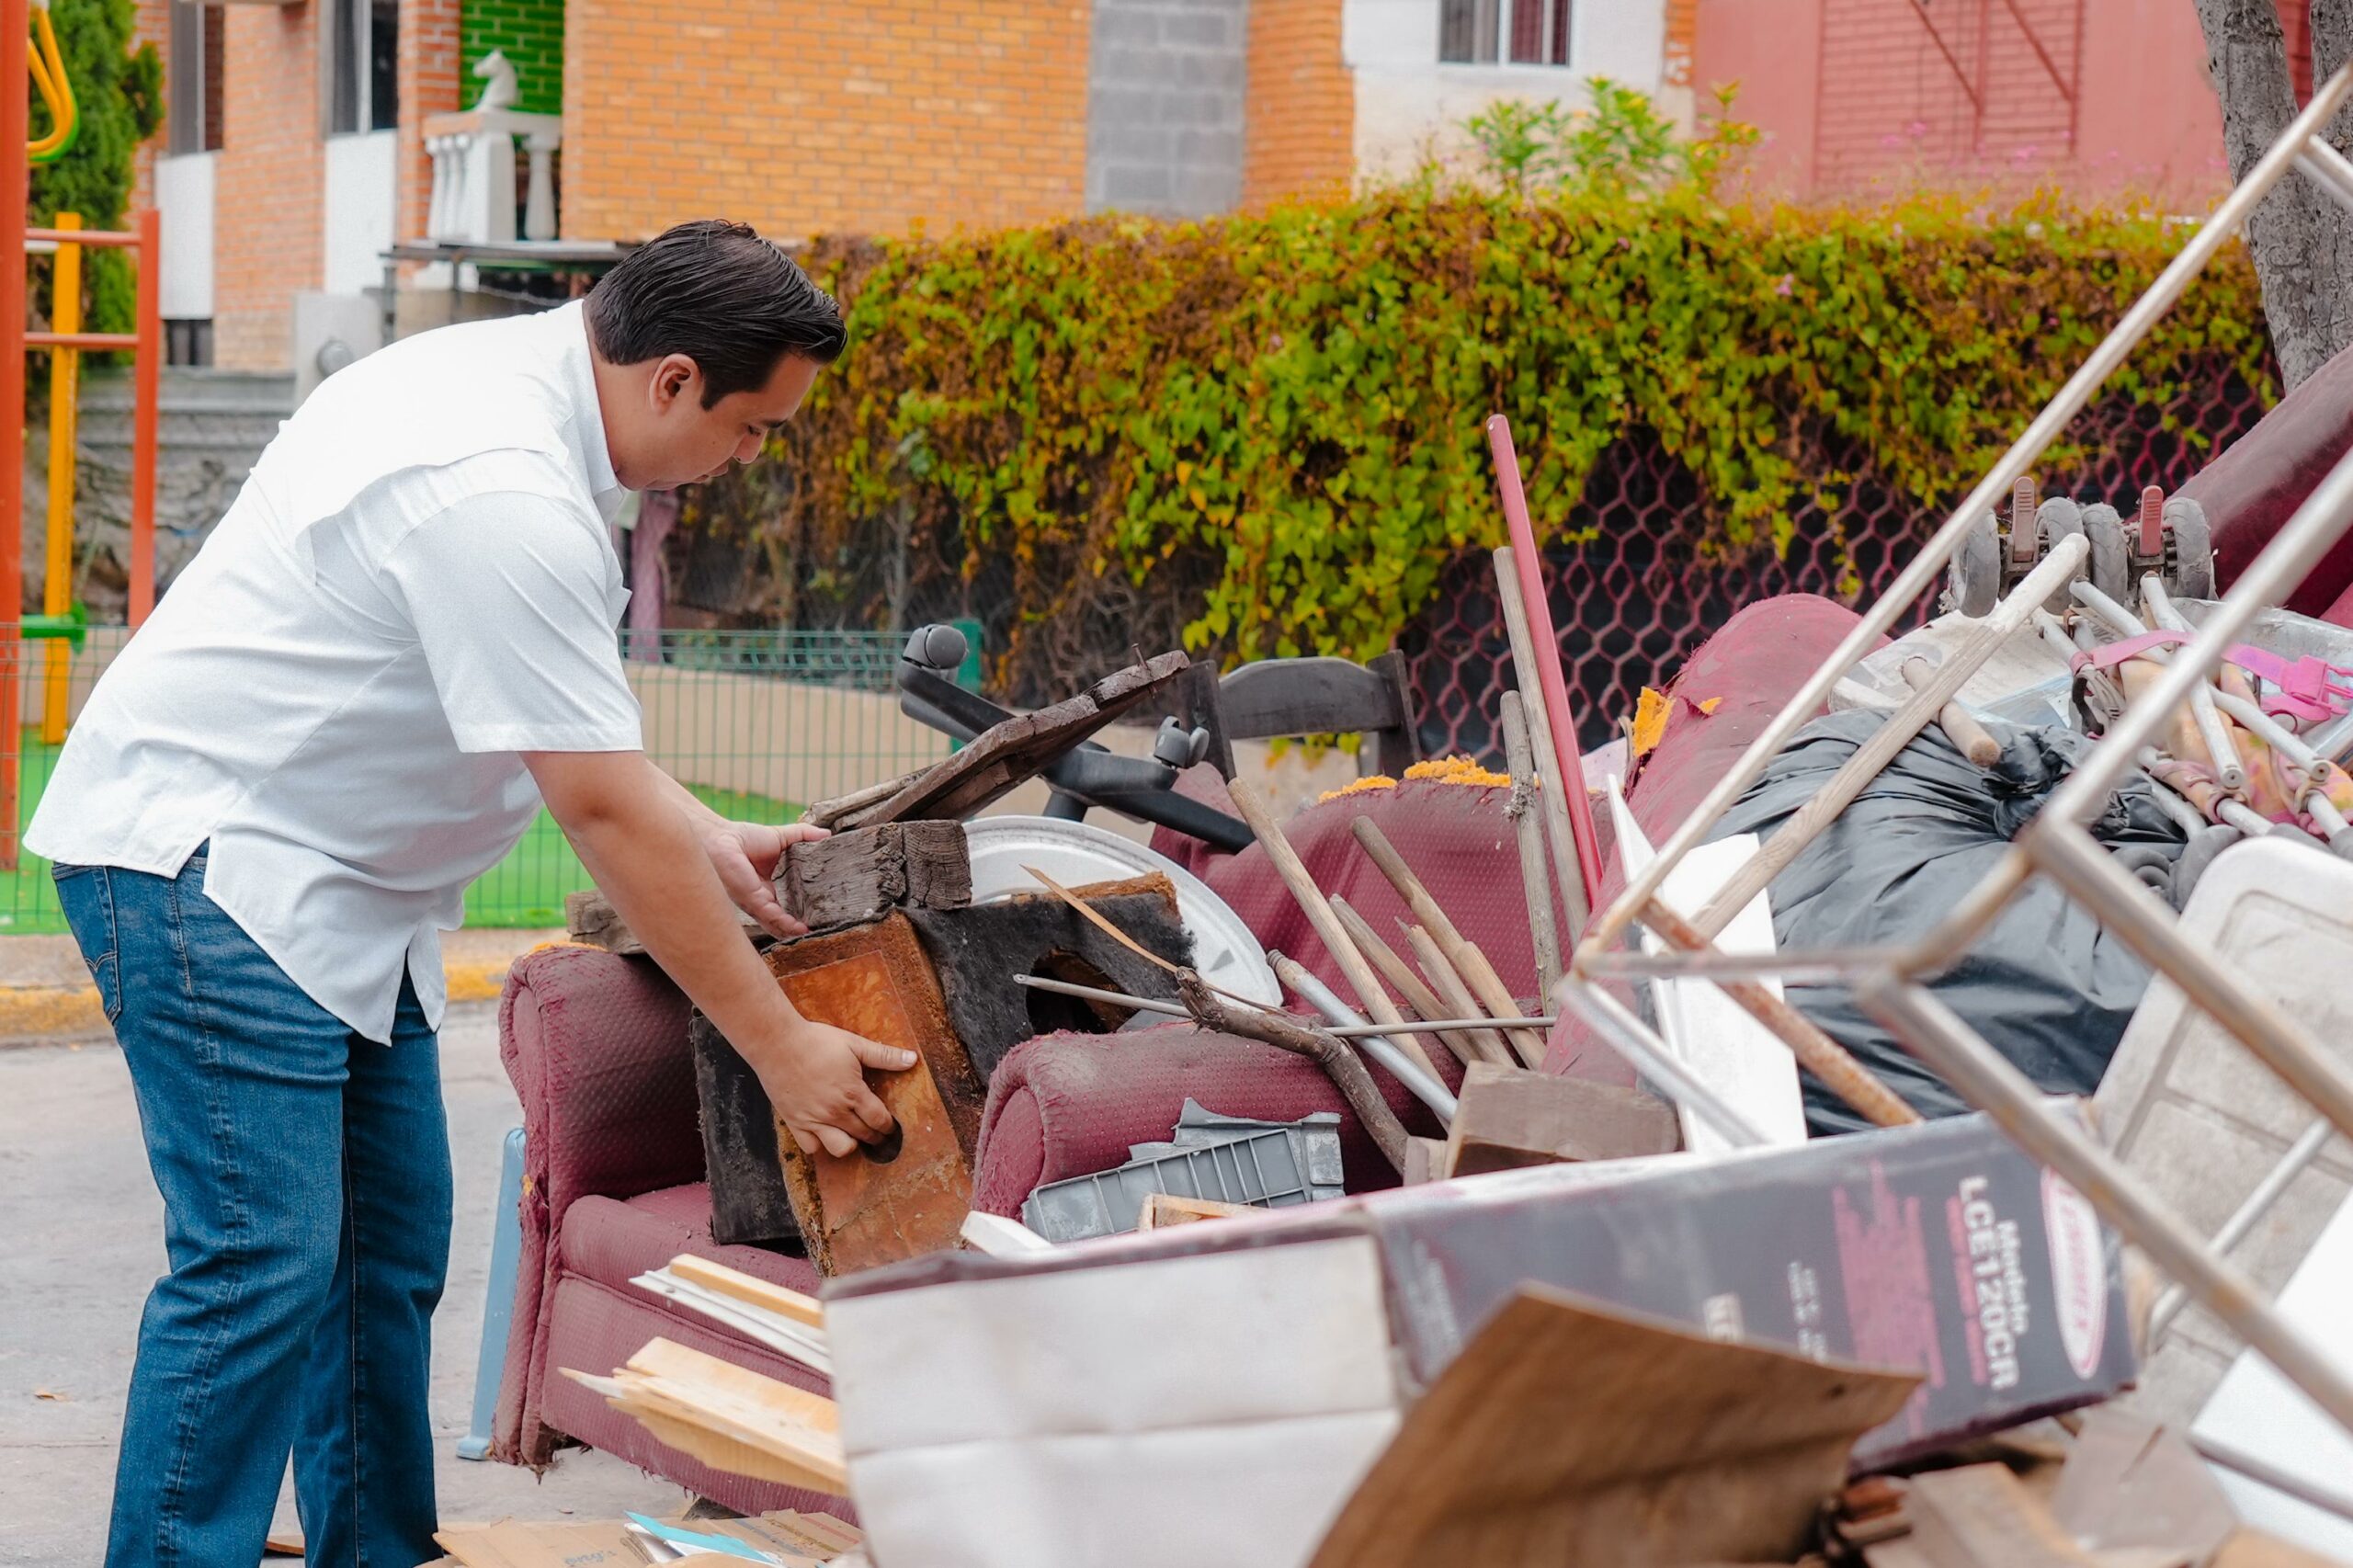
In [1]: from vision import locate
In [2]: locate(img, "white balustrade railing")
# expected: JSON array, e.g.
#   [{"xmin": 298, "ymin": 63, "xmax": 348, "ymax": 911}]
[{"xmin": 423, "ymin": 108, "xmax": 563, "ymax": 244}]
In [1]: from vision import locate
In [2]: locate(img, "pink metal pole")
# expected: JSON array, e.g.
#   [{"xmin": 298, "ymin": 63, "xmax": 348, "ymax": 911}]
[{"xmin": 1486, "ymin": 415, "xmax": 1605, "ymax": 903}]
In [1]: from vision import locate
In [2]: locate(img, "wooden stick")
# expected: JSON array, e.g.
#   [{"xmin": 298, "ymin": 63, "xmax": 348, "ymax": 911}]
[
  {"xmin": 1226, "ymin": 778, "xmax": 1439, "ymax": 1078},
  {"xmin": 1330, "ymin": 895, "xmax": 1485, "ymax": 1070},
  {"xmin": 1499, "ymin": 691, "xmax": 1564, "ymax": 995},
  {"xmin": 1636, "ymin": 896, "xmax": 1921, "ymax": 1129},
  {"xmin": 1488, "ymin": 421, "xmax": 1608, "ymax": 908},
  {"xmin": 1177, "ymin": 971, "xmax": 1409, "ymax": 1172},
  {"xmin": 1352, "ymin": 816, "xmax": 1549, "ymax": 1066},
  {"xmin": 1494, "ymin": 546, "xmax": 1592, "ymax": 937},
  {"xmin": 1403, "ymin": 922, "xmax": 1516, "ymax": 1066},
  {"xmin": 1901, "ymin": 655, "xmax": 2001, "ymax": 767},
  {"xmin": 1691, "ymin": 533, "xmax": 2089, "ymax": 937}
]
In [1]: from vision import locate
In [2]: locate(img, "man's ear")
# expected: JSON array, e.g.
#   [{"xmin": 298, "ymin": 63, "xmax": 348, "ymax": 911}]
[{"xmin": 648, "ymin": 353, "xmax": 700, "ymax": 414}]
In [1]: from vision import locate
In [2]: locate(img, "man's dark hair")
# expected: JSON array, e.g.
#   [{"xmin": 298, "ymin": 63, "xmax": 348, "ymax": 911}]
[{"xmin": 586, "ymin": 219, "xmax": 847, "ymax": 406}]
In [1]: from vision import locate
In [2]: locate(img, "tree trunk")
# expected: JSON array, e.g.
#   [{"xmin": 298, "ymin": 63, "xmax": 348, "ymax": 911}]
[{"xmin": 2194, "ymin": 0, "xmax": 2353, "ymax": 390}]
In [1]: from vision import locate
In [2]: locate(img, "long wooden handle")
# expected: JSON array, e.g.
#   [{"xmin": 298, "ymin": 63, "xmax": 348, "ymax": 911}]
[
  {"xmin": 1331, "ymin": 895, "xmax": 1483, "ymax": 1070},
  {"xmin": 1402, "ymin": 923, "xmax": 1515, "ymax": 1065},
  {"xmin": 1500, "ymin": 691, "xmax": 1564, "ymax": 994},
  {"xmin": 1494, "ymin": 546, "xmax": 1592, "ymax": 937},
  {"xmin": 1900, "ymin": 655, "xmax": 2002, "ymax": 767},
  {"xmin": 1225, "ymin": 778, "xmax": 1440, "ymax": 1079},
  {"xmin": 1351, "ymin": 816, "xmax": 1548, "ymax": 1066}
]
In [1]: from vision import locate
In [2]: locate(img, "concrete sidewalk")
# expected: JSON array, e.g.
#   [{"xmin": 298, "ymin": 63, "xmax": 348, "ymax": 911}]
[
  {"xmin": 0, "ymin": 927, "xmax": 566, "ymax": 1046},
  {"xmin": 0, "ymin": 1001, "xmax": 683, "ymax": 1564}
]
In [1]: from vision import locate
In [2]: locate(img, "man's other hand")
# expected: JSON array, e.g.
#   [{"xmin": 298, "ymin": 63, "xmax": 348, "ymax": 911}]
[
  {"xmin": 703, "ymin": 819, "xmax": 831, "ymax": 939},
  {"xmin": 754, "ymin": 1017, "xmax": 916, "ymax": 1158}
]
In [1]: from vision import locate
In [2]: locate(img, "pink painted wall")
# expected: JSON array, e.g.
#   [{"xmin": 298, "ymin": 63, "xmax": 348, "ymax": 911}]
[{"xmin": 1698, "ymin": 0, "xmax": 2233, "ymax": 208}]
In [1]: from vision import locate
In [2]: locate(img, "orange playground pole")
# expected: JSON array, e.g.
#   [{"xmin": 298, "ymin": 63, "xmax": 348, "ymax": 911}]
[{"xmin": 0, "ymin": 0, "xmax": 29, "ymax": 873}]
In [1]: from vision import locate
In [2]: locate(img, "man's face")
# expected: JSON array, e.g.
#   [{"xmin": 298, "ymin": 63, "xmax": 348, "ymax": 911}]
[{"xmin": 616, "ymin": 351, "xmax": 824, "ymax": 492}]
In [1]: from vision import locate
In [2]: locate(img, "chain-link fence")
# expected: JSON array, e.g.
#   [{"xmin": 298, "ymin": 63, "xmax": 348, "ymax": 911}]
[
  {"xmin": 1399, "ymin": 372, "xmax": 2278, "ymax": 758},
  {"xmin": 0, "ymin": 626, "xmax": 971, "ymax": 933}
]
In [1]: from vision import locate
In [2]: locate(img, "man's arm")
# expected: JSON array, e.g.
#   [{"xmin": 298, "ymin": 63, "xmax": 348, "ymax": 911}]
[
  {"xmin": 647, "ymin": 767, "xmax": 808, "ymax": 940},
  {"xmin": 527, "ymin": 749, "xmax": 909, "ymax": 1156}
]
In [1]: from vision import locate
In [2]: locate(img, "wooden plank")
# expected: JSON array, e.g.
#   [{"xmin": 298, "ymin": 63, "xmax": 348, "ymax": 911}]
[
  {"xmin": 564, "ymin": 1336, "xmax": 847, "ymax": 1494},
  {"xmin": 1308, "ymin": 1284, "xmax": 1919, "ymax": 1568},
  {"xmin": 831, "ymin": 650, "xmax": 1191, "ymax": 829},
  {"xmin": 1402, "ymin": 1135, "xmax": 1449, "ymax": 1186},
  {"xmin": 1443, "ymin": 1061, "xmax": 1681, "ymax": 1177},
  {"xmin": 776, "ymin": 819, "xmax": 972, "ymax": 931},
  {"xmin": 1906, "ymin": 1463, "xmax": 2103, "ymax": 1567},
  {"xmin": 1136, "ymin": 1193, "xmax": 1256, "ymax": 1230},
  {"xmin": 565, "ymin": 821, "xmax": 972, "ymax": 956},
  {"xmin": 767, "ymin": 916, "xmax": 984, "ymax": 1276},
  {"xmin": 666, "ymin": 1253, "xmax": 825, "ymax": 1329}
]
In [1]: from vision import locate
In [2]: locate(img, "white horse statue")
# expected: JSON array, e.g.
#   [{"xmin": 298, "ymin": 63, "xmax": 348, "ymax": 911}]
[{"xmin": 472, "ymin": 50, "xmax": 520, "ymax": 114}]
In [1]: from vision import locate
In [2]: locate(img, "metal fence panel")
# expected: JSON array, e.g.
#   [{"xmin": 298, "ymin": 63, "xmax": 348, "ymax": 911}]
[{"xmin": 0, "ymin": 625, "xmax": 966, "ymax": 933}]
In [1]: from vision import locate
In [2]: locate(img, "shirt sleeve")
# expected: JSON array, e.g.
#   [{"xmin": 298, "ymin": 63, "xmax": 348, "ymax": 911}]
[{"xmin": 381, "ymin": 489, "xmax": 643, "ymax": 755}]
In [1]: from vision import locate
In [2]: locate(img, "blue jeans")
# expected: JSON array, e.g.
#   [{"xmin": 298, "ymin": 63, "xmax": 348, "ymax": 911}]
[{"xmin": 55, "ymin": 851, "xmax": 453, "ymax": 1568}]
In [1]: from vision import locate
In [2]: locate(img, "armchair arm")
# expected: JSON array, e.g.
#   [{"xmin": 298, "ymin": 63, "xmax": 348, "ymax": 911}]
[{"xmin": 969, "ymin": 1020, "xmax": 1455, "ymax": 1217}]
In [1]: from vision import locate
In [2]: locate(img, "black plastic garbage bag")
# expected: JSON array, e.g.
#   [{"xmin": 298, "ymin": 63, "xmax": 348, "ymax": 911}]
[{"xmin": 1706, "ymin": 711, "xmax": 2188, "ymax": 1135}]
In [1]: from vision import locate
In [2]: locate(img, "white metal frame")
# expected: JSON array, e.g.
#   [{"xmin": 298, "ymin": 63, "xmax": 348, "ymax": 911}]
[{"xmin": 1558, "ymin": 64, "xmax": 2353, "ymax": 1446}]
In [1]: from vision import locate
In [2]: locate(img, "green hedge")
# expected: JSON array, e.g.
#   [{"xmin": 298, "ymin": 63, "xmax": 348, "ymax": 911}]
[{"xmin": 703, "ymin": 188, "xmax": 2273, "ymax": 687}]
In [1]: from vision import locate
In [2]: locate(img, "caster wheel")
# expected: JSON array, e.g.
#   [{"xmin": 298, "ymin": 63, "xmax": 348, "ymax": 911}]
[
  {"xmin": 1949, "ymin": 510, "xmax": 2001, "ymax": 618},
  {"xmin": 2082, "ymin": 503, "xmax": 2130, "ymax": 608},
  {"xmin": 2165, "ymin": 497, "xmax": 2215, "ymax": 600},
  {"xmin": 2037, "ymin": 497, "xmax": 2086, "ymax": 612}
]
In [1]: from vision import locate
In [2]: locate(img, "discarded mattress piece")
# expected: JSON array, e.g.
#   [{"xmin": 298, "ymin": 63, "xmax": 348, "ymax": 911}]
[
  {"xmin": 1709, "ymin": 710, "xmax": 2188, "ymax": 1132},
  {"xmin": 1021, "ymin": 1098, "xmax": 1345, "ymax": 1241}
]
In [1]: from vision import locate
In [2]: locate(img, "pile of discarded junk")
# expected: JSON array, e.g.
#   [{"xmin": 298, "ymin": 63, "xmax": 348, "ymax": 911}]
[{"xmin": 433, "ymin": 91, "xmax": 2353, "ymax": 1568}]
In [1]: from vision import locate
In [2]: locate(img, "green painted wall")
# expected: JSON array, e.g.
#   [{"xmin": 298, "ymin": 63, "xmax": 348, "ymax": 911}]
[{"xmin": 461, "ymin": 0, "xmax": 565, "ymax": 118}]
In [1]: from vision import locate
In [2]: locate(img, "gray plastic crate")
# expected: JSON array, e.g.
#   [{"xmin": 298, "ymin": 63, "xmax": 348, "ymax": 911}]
[{"xmin": 1021, "ymin": 1101, "xmax": 1344, "ymax": 1242}]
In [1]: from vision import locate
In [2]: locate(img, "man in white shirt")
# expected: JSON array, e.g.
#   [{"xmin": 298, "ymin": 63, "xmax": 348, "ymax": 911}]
[{"xmin": 28, "ymin": 220, "xmax": 906, "ymax": 1568}]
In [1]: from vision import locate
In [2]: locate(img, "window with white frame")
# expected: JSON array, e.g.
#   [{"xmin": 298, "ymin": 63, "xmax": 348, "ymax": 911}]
[
  {"xmin": 324, "ymin": 0, "xmax": 399, "ymax": 135},
  {"xmin": 1438, "ymin": 0, "xmax": 1573, "ymax": 66}
]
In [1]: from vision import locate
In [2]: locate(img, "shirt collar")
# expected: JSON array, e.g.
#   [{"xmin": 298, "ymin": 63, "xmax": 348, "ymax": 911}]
[{"xmin": 553, "ymin": 301, "xmax": 625, "ymax": 518}]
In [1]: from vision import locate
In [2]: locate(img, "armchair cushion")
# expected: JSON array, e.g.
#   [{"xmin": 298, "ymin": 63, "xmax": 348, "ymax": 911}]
[{"xmin": 970, "ymin": 1020, "xmax": 1459, "ymax": 1218}]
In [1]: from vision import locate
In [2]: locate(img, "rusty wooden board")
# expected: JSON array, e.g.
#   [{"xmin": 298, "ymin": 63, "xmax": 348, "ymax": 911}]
[
  {"xmin": 764, "ymin": 915, "xmax": 986, "ymax": 1276},
  {"xmin": 812, "ymin": 650, "xmax": 1190, "ymax": 830}
]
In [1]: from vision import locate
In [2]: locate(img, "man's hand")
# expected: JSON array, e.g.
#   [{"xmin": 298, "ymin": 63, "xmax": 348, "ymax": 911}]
[
  {"xmin": 527, "ymin": 750, "xmax": 908, "ymax": 1155},
  {"xmin": 701, "ymin": 818, "xmax": 831, "ymax": 939},
  {"xmin": 754, "ymin": 1017, "xmax": 912, "ymax": 1158}
]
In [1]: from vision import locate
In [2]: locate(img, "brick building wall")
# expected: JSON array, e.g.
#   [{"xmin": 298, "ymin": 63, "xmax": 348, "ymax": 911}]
[
  {"xmin": 1240, "ymin": 0, "xmax": 1352, "ymax": 207},
  {"xmin": 463, "ymin": 0, "xmax": 565, "ymax": 116},
  {"xmin": 561, "ymin": 0, "xmax": 1094, "ymax": 242},
  {"xmin": 399, "ymin": 1, "xmax": 463, "ymax": 248},
  {"xmin": 213, "ymin": 3, "xmax": 321, "ymax": 370}
]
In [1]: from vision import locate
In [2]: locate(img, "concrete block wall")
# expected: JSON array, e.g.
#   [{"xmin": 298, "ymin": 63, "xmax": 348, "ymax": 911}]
[
  {"xmin": 461, "ymin": 0, "xmax": 566, "ymax": 116},
  {"xmin": 1086, "ymin": 0, "xmax": 1248, "ymax": 217},
  {"xmin": 562, "ymin": 0, "xmax": 1093, "ymax": 242}
]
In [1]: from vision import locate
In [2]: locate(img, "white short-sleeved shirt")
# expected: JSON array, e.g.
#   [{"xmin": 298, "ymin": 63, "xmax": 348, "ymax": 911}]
[{"xmin": 27, "ymin": 301, "xmax": 643, "ymax": 1042}]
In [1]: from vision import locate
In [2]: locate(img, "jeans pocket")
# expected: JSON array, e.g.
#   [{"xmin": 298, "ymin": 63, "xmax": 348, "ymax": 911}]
[{"xmin": 51, "ymin": 865, "xmax": 122, "ymax": 1023}]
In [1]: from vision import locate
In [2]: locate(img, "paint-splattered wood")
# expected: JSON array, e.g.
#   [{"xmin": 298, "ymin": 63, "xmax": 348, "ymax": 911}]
[
  {"xmin": 814, "ymin": 650, "xmax": 1191, "ymax": 830},
  {"xmin": 765, "ymin": 915, "xmax": 985, "ymax": 1275}
]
